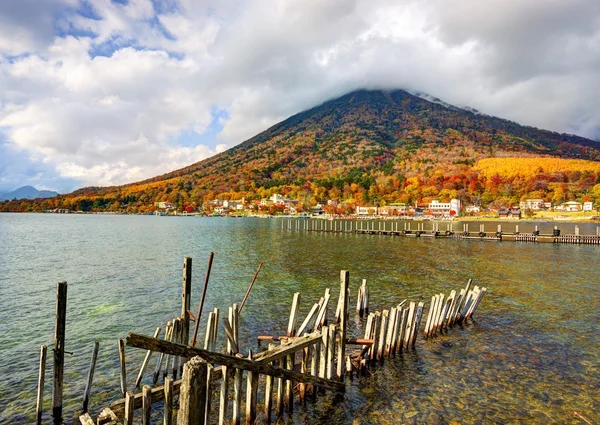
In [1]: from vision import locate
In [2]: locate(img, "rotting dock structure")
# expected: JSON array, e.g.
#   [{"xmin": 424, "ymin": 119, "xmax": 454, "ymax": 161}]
[
  {"xmin": 36, "ymin": 257, "xmax": 487, "ymax": 425},
  {"xmin": 282, "ymin": 218, "xmax": 600, "ymax": 245}
]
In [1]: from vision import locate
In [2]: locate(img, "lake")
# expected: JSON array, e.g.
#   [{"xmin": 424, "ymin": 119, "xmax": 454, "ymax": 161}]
[{"xmin": 0, "ymin": 214, "xmax": 598, "ymax": 424}]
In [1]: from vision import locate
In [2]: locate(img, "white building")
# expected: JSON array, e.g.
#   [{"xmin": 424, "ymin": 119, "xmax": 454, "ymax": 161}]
[
  {"xmin": 583, "ymin": 201, "xmax": 594, "ymax": 212},
  {"xmin": 356, "ymin": 206, "xmax": 378, "ymax": 216},
  {"xmin": 428, "ymin": 199, "xmax": 461, "ymax": 216},
  {"xmin": 519, "ymin": 199, "xmax": 546, "ymax": 210}
]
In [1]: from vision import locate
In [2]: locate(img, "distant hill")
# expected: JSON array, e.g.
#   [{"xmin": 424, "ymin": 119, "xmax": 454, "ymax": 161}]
[
  {"xmin": 0, "ymin": 186, "xmax": 59, "ymax": 201},
  {"xmin": 2, "ymin": 89, "xmax": 600, "ymax": 213}
]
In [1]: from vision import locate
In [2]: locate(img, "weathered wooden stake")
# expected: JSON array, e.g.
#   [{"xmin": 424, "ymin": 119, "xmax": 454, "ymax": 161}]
[
  {"xmin": 82, "ymin": 341, "xmax": 100, "ymax": 413},
  {"xmin": 182, "ymin": 257, "xmax": 192, "ymax": 345},
  {"xmin": 178, "ymin": 357, "xmax": 208, "ymax": 425},
  {"xmin": 36, "ymin": 344, "xmax": 47, "ymax": 425},
  {"xmin": 124, "ymin": 392, "xmax": 135, "ymax": 425},
  {"xmin": 118, "ymin": 339, "xmax": 127, "ymax": 397},
  {"xmin": 164, "ymin": 376, "xmax": 174, "ymax": 425},
  {"xmin": 154, "ymin": 321, "xmax": 172, "ymax": 384},
  {"xmin": 191, "ymin": 252, "xmax": 214, "ymax": 347},
  {"xmin": 239, "ymin": 262, "xmax": 263, "ymax": 313},
  {"xmin": 142, "ymin": 385, "xmax": 152, "ymax": 425},
  {"xmin": 337, "ymin": 270, "xmax": 349, "ymax": 381},
  {"xmin": 52, "ymin": 281, "xmax": 67, "ymax": 425},
  {"xmin": 135, "ymin": 327, "xmax": 162, "ymax": 388},
  {"xmin": 245, "ymin": 352, "xmax": 258, "ymax": 424},
  {"xmin": 287, "ymin": 293, "xmax": 301, "ymax": 337}
]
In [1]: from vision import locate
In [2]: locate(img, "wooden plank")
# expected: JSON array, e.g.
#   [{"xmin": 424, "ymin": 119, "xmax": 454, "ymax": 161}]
[
  {"xmin": 126, "ymin": 334, "xmax": 345, "ymax": 392},
  {"xmin": 296, "ymin": 303, "xmax": 319, "ymax": 337},
  {"xmin": 36, "ymin": 345, "xmax": 47, "ymax": 425},
  {"xmin": 468, "ymin": 287, "xmax": 487, "ymax": 318},
  {"xmin": 135, "ymin": 327, "xmax": 162, "ymax": 389},
  {"xmin": 164, "ymin": 377, "xmax": 174, "ymax": 425},
  {"xmin": 79, "ymin": 413, "xmax": 95, "ymax": 425},
  {"xmin": 287, "ymin": 292, "xmax": 301, "ymax": 337},
  {"xmin": 385, "ymin": 307, "xmax": 396, "ymax": 357},
  {"xmin": 313, "ymin": 289, "xmax": 331, "ymax": 331},
  {"xmin": 52, "ymin": 281, "xmax": 68, "ymax": 423},
  {"xmin": 337, "ymin": 270, "xmax": 349, "ymax": 381},
  {"xmin": 253, "ymin": 330, "xmax": 323, "ymax": 363},
  {"xmin": 82, "ymin": 341, "xmax": 100, "ymax": 413},
  {"xmin": 177, "ymin": 357, "xmax": 207, "ymax": 425},
  {"xmin": 181, "ymin": 257, "xmax": 192, "ymax": 346}
]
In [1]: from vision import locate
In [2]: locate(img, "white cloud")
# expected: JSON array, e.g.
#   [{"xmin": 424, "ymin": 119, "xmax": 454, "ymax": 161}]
[{"xmin": 0, "ymin": 0, "xmax": 599, "ymax": 192}]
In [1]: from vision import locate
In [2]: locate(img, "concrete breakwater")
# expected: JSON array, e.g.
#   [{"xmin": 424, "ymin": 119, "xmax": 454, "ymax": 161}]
[{"xmin": 282, "ymin": 218, "xmax": 600, "ymax": 245}]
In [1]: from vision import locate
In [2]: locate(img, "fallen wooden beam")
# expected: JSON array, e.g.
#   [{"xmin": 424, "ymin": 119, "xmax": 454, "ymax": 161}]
[{"xmin": 126, "ymin": 333, "xmax": 345, "ymax": 393}]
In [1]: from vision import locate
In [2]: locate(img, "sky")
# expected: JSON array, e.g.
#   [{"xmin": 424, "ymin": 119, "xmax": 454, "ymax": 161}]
[{"xmin": 1, "ymin": 0, "xmax": 599, "ymax": 194}]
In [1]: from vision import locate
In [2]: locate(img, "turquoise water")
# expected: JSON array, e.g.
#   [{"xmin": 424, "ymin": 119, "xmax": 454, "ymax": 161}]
[{"xmin": 0, "ymin": 214, "xmax": 598, "ymax": 424}]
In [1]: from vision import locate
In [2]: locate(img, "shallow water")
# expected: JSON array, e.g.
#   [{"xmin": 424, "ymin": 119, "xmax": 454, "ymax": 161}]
[{"xmin": 0, "ymin": 214, "xmax": 598, "ymax": 424}]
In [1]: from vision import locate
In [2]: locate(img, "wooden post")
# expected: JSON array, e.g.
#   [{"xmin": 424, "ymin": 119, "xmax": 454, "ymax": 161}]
[
  {"xmin": 82, "ymin": 341, "xmax": 100, "ymax": 413},
  {"xmin": 218, "ymin": 364, "xmax": 229, "ymax": 425},
  {"xmin": 52, "ymin": 281, "xmax": 67, "ymax": 425},
  {"xmin": 182, "ymin": 257, "xmax": 192, "ymax": 346},
  {"xmin": 287, "ymin": 293, "xmax": 301, "ymax": 337},
  {"xmin": 142, "ymin": 385, "xmax": 152, "ymax": 425},
  {"xmin": 191, "ymin": 252, "xmax": 214, "ymax": 347},
  {"xmin": 264, "ymin": 344, "xmax": 275, "ymax": 423},
  {"xmin": 232, "ymin": 366, "xmax": 242, "ymax": 425},
  {"xmin": 118, "ymin": 339, "xmax": 127, "ymax": 397},
  {"xmin": 124, "ymin": 392, "xmax": 135, "ymax": 425},
  {"xmin": 135, "ymin": 327, "xmax": 162, "ymax": 388},
  {"xmin": 275, "ymin": 358, "xmax": 284, "ymax": 417},
  {"xmin": 370, "ymin": 312, "xmax": 381, "ymax": 362},
  {"xmin": 285, "ymin": 353, "xmax": 294, "ymax": 412},
  {"xmin": 36, "ymin": 345, "xmax": 47, "ymax": 425},
  {"xmin": 155, "ymin": 321, "xmax": 173, "ymax": 384},
  {"xmin": 319, "ymin": 326, "xmax": 329, "ymax": 379},
  {"xmin": 398, "ymin": 308, "xmax": 408, "ymax": 352},
  {"xmin": 385, "ymin": 307, "xmax": 397, "ymax": 357},
  {"xmin": 171, "ymin": 319, "xmax": 181, "ymax": 379},
  {"xmin": 337, "ymin": 270, "xmax": 349, "ymax": 381},
  {"xmin": 245, "ymin": 352, "xmax": 259, "ymax": 424},
  {"xmin": 204, "ymin": 312, "xmax": 215, "ymax": 350},
  {"xmin": 204, "ymin": 364, "xmax": 213, "ymax": 424},
  {"xmin": 377, "ymin": 310, "xmax": 388, "ymax": 360},
  {"xmin": 411, "ymin": 303, "xmax": 424, "ymax": 346},
  {"xmin": 178, "ymin": 357, "xmax": 208, "ymax": 425},
  {"xmin": 164, "ymin": 377, "xmax": 174, "ymax": 425}
]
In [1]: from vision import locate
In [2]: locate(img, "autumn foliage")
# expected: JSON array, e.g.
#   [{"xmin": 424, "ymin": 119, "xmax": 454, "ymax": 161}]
[{"xmin": 2, "ymin": 89, "xmax": 600, "ymax": 213}]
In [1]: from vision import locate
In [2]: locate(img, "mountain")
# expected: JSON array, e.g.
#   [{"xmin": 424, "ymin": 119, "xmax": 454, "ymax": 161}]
[
  {"xmin": 0, "ymin": 186, "xmax": 59, "ymax": 201},
  {"xmin": 2, "ymin": 89, "xmax": 600, "ymax": 212}
]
